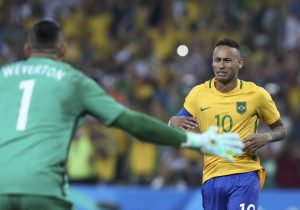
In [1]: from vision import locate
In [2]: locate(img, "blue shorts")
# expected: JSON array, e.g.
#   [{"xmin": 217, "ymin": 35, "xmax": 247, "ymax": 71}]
[{"xmin": 201, "ymin": 171, "xmax": 260, "ymax": 210}]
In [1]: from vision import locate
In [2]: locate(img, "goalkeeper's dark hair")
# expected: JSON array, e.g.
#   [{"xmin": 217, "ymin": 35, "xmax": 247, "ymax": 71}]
[
  {"xmin": 215, "ymin": 38, "xmax": 241, "ymax": 57},
  {"xmin": 27, "ymin": 19, "xmax": 63, "ymax": 53}
]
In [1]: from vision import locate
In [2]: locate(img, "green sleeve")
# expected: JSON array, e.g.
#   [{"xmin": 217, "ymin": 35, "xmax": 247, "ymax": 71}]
[
  {"xmin": 111, "ymin": 109, "xmax": 187, "ymax": 146},
  {"xmin": 79, "ymin": 76, "xmax": 125, "ymax": 125}
]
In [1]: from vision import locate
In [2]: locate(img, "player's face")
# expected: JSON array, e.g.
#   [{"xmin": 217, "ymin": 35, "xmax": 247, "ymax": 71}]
[{"xmin": 212, "ymin": 45, "xmax": 242, "ymax": 83}]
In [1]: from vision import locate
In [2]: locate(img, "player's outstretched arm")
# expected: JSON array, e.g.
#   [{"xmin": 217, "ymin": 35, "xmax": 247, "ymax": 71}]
[{"xmin": 111, "ymin": 109, "xmax": 244, "ymax": 161}]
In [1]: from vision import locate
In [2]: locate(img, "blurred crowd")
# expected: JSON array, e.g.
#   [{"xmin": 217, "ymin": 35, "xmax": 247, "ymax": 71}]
[{"xmin": 1, "ymin": 0, "xmax": 300, "ymax": 188}]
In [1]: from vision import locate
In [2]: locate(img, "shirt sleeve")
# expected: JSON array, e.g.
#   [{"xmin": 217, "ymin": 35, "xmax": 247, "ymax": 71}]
[
  {"xmin": 176, "ymin": 108, "xmax": 192, "ymax": 117},
  {"xmin": 183, "ymin": 86, "xmax": 198, "ymax": 116},
  {"xmin": 79, "ymin": 76, "xmax": 125, "ymax": 125},
  {"xmin": 256, "ymin": 87, "xmax": 280, "ymax": 125}
]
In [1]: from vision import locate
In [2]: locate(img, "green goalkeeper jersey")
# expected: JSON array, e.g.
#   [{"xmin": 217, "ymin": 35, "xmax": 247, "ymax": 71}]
[{"xmin": 0, "ymin": 57, "xmax": 125, "ymax": 200}]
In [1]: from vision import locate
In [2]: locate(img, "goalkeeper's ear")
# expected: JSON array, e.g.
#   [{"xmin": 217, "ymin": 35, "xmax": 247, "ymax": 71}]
[
  {"xmin": 58, "ymin": 42, "xmax": 67, "ymax": 59},
  {"xmin": 24, "ymin": 43, "xmax": 30, "ymax": 58}
]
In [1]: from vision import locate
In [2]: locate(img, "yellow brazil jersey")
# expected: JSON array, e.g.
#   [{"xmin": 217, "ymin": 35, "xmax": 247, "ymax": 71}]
[{"xmin": 184, "ymin": 78, "xmax": 280, "ymax": 188}]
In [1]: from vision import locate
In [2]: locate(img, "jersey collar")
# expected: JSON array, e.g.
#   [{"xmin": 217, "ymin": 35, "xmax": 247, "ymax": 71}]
[{"xmin": 210, "ymin": 78, "xmax": 241, "ymax": 96}]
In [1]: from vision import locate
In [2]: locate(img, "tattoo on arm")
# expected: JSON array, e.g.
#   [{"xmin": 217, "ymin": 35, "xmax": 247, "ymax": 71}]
[{"xmin": 268, "ymin": 119, "xmax": 287, "ymax": 142}]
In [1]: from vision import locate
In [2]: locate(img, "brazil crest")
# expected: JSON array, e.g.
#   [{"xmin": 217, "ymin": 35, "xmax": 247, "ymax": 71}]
[{"xmin": 237, "ymin": 102, "xmax": 247, "ymax": 115}]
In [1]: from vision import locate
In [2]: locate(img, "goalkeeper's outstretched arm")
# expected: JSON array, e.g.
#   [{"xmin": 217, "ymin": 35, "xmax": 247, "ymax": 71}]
[
  {"xmin": 111, "ymin": 109, "xmax": 244, "ymax": 161},
  {"xmin": 111, "ymin": 109, "xmax": 186, "ymax": 146}
]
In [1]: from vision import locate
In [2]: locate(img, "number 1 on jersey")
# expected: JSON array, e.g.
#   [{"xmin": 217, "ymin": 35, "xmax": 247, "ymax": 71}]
[{"xmin": 17, "ymin": 80, "xmax": 36, "ymax": 131}]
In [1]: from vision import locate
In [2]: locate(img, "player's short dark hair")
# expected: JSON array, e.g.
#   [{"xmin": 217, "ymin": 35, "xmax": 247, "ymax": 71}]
[
  {"xmin": 215, "ymin": 38, "xmax": 241, "ymax": 56},
  {"xmin": 28, "ymin": 19, "xmax": 63, "ymax": 51},
  {"xmin": 215, "ymin": 38, "xmax": 240, "ymax": 49}
]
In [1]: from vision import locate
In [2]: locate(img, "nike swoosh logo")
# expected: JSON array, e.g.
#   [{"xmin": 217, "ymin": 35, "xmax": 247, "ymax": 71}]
[{"xmin": 200, "ymin": 107, "xmax": 211, "ymax": 111}]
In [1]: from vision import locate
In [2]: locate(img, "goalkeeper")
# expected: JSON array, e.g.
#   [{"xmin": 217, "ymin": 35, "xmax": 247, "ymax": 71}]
[{"xmin": 0, "ymin": 19, "xmax": 243, "ymax": 210}]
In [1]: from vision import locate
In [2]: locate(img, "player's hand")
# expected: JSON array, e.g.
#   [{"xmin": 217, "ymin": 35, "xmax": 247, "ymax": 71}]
[
  {"xmin": 169, "ymin": 116, "xmax": 198, "ymax": 130},
  {"xmin": 183, "ymin": 126, "xmax": 244, "ymax": 161},
  {"xmin": 242, "ymin": 133, "xmax": 271, "ymax": 154}
]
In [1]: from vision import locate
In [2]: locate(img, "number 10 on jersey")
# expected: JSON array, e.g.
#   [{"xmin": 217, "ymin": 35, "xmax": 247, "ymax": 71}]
[{"xmin": 215, "ymin": 114, "xmax": 233, "ymax": 132}]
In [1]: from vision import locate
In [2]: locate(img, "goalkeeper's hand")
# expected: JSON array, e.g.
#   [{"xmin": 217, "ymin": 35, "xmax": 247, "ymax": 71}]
[{"xmin": 182, "ymin": 126, "xmax": 244, "ymax": 162}]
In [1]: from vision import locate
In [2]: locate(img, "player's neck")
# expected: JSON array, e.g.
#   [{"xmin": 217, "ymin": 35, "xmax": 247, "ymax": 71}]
[
  {"xmin": 215, "ymin": 79, "xmax": 238, "ymax": 93},
  {"xmin": 29, "ymin": 52, "xmax": 63, "ymax": 61}
]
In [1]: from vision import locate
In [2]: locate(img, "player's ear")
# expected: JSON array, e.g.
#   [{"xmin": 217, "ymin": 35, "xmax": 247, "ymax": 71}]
[
  {"xmin": 58, "ymin": 42, "xmax": 67, "ymax": 58},
  {"xmin": 24, "ymin": 43, "xmax": 30, "ymax": 58},
  {"xmin": 238, "ymin": 57, "xmax": 244, "ymax": 69}
]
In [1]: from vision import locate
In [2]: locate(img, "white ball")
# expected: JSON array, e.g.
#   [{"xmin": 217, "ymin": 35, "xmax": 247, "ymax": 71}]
[{"xmin": 177, "ymin": 45, "xmax": 189, "ymax": 57}]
